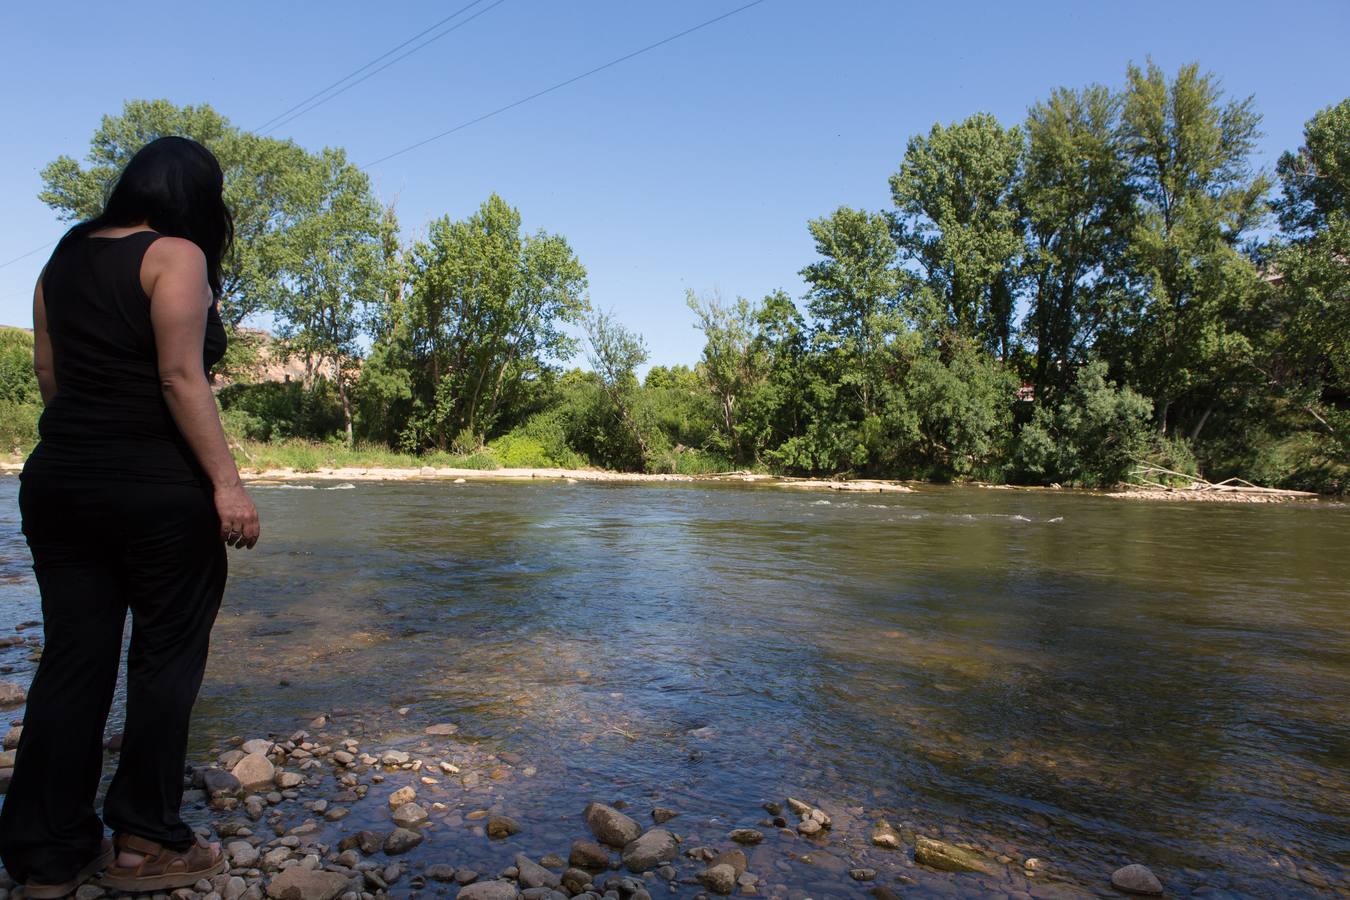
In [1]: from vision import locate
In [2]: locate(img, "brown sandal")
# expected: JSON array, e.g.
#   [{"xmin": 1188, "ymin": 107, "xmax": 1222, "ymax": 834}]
[
  {"xmin": 23, "ymin": 838, "xmax": 115, "ymax": 899},
  {"xmin": 97, "ymin": 833, "xmax": 226, "ymax": 892}
]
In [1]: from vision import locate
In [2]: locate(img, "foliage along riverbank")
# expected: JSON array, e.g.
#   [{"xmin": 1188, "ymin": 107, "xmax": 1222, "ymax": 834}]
[{"xmin": 8, "ymin": 64, "xmax": 1349, "ymax": 494}]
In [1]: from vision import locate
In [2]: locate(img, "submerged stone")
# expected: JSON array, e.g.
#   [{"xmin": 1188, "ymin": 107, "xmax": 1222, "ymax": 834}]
[
  {"xmin": 913, "ymin": 836, "xmax": 996, "ymax": 874},
  {"xmin": 1111, "ymin": 864, "xmax": 1163, "ymax": 895}
]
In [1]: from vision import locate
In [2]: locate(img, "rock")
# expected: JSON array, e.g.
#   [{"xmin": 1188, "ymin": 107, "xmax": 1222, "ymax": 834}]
[
  {"xmin": 261, "ymin": 846, "xmax": 291, "ymax": 870},
  {"xmin": 708, "ymin": 850, "xmax": 746, "ymax": 876},
  {"xmin": 381, "ymin": 750, "xmax": 411, "ymax": 766},
  {"xmin": 913, "ymin": 836, "xmax": 995, "ymax": 875},
  {"xmin": 224, "ymin": 877, "xmax": 248, "ymax": 900},
  {"xmin": 424, "ymin": 723, "xmax": 458, "ymax": 736},
  {"xmin": 486, "ymin": 815, "xmax": 520, "ymax": 839},
  {"xmin": 583, "ymin": 802, "xmax": 642, "ymax": 848},
  {"xmin": 275, "ymin": 771, "xmax": 304, "ymax": 790},
  {"xmin": 849, "ymin": 868, "xmax": 876, "ymax": 881},
  {"xmin": 383, "ymin": 828, "xmax": 423, "ymax": 855},
  {"xmin": 425, "ymin": 865, "xmax": 458, "ymax": 882},
  {"xmin": 392, "ymin": 802, "xmax": 428, "ymax": 828},
  {"xmin": 697, "ymin": 864, "xmax": 736, "ymax": 895},
  {"xmin": 75, "ymin": 885, "xmax": 103, "ymax": 900},
  {"xmin": 728, "ymin": 829, "xmax": 763, "ymax": 845},
  {"xmin": 227, "ymin": 841, "xmax": 260, "ymax": 868},
  {"xmin": 785, "ymin": 797, "xmax": 811, "ymax": 817},
  {"xmin": 388, "ymin": 786, "xmax": 416, "ymax": 808},
  {"xmin": 0, "ymin": 751, "xmax": 14, "ymax": 768},
  {"xmin": 0, "ymin": 683, "xmax": 26, "ymax": 707},
  {"xmin": 455, "ymin": 882, "xmax": 518, "ymax": 900},
  {"xmin": 514, "ymin": 854, "xmax": 560, "ymax": 889},
  {"xmin": 620, "ymin": 830, "xmax": 677, "ymax": 872},
  {"xmin": 870, "ymin": 820, "xmax": 902, "ymax": 849},
  {"xmin": 231, "ymin": 753, "xmax": 276, "ymax": 791},
  {"xmin": 264, "ymin": 868, "xmax": 348, "ymax": 900},
  {"xmin": 651, "ymin": 807, "xmax": 678, "ymax": 824},
  {"xmin": 570, "ymin": 840, "xmax": 610, "ymax": 871},
  {"xmin": 561, "ymin": 869, "xmax": 592, "ymax": 894},
  {"xmin": 203, "ymin": 769, "xmax": 243, "ymax": 797},
  {"xmin": 3, "ymin": 727, "xmax": 22, "ymax": 750},
  {"xmin": 797, "ymin": 818, "xmax": 821, "ymax": 835},
  {"xmin": 1111, "ymin": 864, "xmax": 1163, "ymax": 895},
  {"xmin": 241, "ymin": 739, "xmax": 274, "ymax": 756}
]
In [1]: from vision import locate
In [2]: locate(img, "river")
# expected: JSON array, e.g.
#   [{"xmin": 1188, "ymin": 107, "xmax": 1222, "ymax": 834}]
[{"xmin": 0, "ymin": 476, "xmax": 1346, "ymax": 897}]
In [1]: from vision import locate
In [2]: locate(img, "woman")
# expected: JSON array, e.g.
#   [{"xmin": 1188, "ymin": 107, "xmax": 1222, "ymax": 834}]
[{"xmin": 0, "ymin": 136, "xmax": 260, "ymax": 897}]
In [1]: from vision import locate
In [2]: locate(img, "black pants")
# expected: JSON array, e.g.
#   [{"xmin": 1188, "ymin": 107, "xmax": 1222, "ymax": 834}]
[{"xmin": 0, "ymin": 477, "xmax": 225, "ymax": 884}]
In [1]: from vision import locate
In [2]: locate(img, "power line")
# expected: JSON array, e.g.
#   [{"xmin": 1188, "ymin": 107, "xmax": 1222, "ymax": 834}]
[
  {"xmin": 0, "ymin": 240, "xmax": 57, "ymax": 271},
  {"xmin": 1, "ymin": 3, "xmax": 509, "ymax": 271},
  {"xmin": 254, "ymin": 0, "xmax": 493, "ymax": 134},
  {"xmin": 2, "ymin": 1, "xmax": 768, "ymax": 270},
  {"xmin": 259, "ymin": 0, "xmax": 511, "ymax": 137},
  {"xmin": 361, "ymin": 0, "xmax": 769, "ymax": 170}
]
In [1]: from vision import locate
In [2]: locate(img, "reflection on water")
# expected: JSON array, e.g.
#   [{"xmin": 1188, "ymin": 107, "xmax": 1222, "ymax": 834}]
[{"xmin": 0, "ymin": 476, "xmax": 1347, "ymax": 896}]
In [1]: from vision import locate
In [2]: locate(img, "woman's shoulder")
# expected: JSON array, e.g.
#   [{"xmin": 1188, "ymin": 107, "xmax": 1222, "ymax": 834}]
[{"xmin": 143, "ymin": 235, "xmax": 206, "ymax": 265}]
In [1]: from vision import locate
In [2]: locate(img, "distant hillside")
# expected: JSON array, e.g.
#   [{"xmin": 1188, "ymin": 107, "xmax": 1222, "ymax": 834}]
[{"xmin": 0, "ymin": 324, "xmax": 333, "ymax": 388}]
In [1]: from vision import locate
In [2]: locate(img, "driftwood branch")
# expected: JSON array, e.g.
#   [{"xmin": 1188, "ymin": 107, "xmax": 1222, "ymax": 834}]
[{"xmin": 1123, "ymin": 461, "xmax": 1317, "ymax": 498}]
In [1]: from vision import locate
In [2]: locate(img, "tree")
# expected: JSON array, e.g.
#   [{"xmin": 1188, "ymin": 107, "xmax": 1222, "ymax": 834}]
[
  {"xmin": 800, "ymin": 207, "xmax": 902, "ymax": 421},
  {"xmin": 1115, "ymin": 60, "xmax": 1268, "ymax": 439},
  {"xmin": 584, "ymin": 310, "xmax": 650, "ymax": 471},
  {"xmin": 1269, "ymin": 99, "xmax": 1350, "ymax": 394},
  {"xmin": 269, "ymin": 148, "xmax": 389, "ymax": 443},
  {"xmin": 687, "ymin": 289, "xmax": 759, "ymax": 463},
  {"xmin": 38, "ymin": 99, "xmax": 313, "ymax": 327},
  {"xmin": 1014, "ymin": 360, "xmax": 1153, "ymax": 486},
  {"xmin": 889, "ymin": 113, "xmax": 1025, "ymax": 357},
  {"xmin": 1019, "ymin": 85, "xmax": 1135, "ymax": 398},
  {"xmin": 899, "ymin": 337, "xmax": 1019, "ymax": 479},
  {"xmin": 401, "ymin": 195, "xmax": 588, "ymax": 450}
]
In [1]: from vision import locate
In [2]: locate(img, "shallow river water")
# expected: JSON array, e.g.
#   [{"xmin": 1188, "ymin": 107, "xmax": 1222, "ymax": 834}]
[{"xmin": 0, "ymin": 476, "xmax": 1346, "ymax": 898}]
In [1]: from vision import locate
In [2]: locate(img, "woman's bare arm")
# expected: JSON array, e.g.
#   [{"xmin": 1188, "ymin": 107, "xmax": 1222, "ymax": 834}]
[
  {"xmin": 144, "ymin": 237, "xmax": 259, "ymax": 548},
  {"xmin": 32, "ymin": 272, "xmax": 56, "ymax": 404}
]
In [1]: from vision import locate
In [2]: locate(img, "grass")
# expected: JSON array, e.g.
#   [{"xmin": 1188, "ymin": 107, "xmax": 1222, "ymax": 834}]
[{"xmin": 231, "ymin": 438, "xmax": 500, "ymax": 473}]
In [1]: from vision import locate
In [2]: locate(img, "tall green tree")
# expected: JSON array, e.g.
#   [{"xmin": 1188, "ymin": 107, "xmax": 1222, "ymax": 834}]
[
  {"xmin": 584, "ymin": 310, "xmax": 651, "ymax": 470},
  {"xmin": 686, "ymin": 289, "xmax": 759, "ymax": 463},
  {"xmin": 1116, "ymin": 60, "xmax": 1268, "ymax": 438},
  {"xmin": 269, "ymin": 148, "xmax": 389, "ymax": 443},
  {"xmin": 889, "ymin": 113, "xmax": 1025, "ymax": 357},
  {"xmin": 800, "ymin": 207, "xmax": 903, "ymax": 421},
  {"xmin": 400, "ymin": 195, "xmax": 588, "ymax": 450},
  {"xmin": 1269, "ymin": 98, "xmax": 1350, "ymax": 395},
  {"xmin": 38, "ymin": 99, "xmax": 312, "ymax": 328},
  {"xmin": 1020, "ymin": 85, "xmax": 1135, "ymax": 398}
]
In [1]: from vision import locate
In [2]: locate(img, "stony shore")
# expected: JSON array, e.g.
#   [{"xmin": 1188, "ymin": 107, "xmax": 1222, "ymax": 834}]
[{"xmin": 0, "ymin": 695, "xmax": 1193, "ymax": 900}]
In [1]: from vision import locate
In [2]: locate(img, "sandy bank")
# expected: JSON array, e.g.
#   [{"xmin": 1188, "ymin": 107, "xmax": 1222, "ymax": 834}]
[{"xmin": 240, "ymin": 465, "xmax": 915, "ymax": 492}]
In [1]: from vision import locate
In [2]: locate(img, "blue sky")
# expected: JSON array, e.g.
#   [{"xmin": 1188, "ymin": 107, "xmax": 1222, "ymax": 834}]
[{"xmin": 2, "ymin": 0, "xmax": 1347, "ymax": 366}]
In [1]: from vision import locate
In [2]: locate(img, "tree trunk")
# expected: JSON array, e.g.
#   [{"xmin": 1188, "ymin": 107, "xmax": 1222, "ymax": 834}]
[
  {"xmin": 337, "ymin": 375, "xmax": 354, "ymax": 446},
  {"xmin": 1189, "ymin": 398, "xmax": 1216, "ymax": 443}
]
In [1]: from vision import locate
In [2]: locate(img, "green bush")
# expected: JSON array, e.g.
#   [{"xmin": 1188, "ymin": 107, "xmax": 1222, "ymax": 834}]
[
  {"xmin": 0, "ymin": 400, "xmax": 41, "ymax": 455},
  {"xmin": 0, "ymin": 329, "xmax": 40, "ymax": 405},
  {"xmin": 217, "ymin": 379, "xmax": 344, "ymax": 442},
  {"xmin": 1013, "ymin": 360, "xmax": 1154, "ymax": 487}
]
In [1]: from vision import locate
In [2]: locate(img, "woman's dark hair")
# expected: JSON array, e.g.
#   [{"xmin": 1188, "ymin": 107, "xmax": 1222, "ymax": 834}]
[{"xmin": 55, "ymin": 136, "xmax": 233, "ymax": 297}]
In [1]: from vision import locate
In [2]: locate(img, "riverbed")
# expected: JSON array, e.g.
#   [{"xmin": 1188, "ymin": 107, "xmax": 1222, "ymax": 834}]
[{"xmin": 0, "ymin": 477, "xmax": 1346, "ymax": 897}]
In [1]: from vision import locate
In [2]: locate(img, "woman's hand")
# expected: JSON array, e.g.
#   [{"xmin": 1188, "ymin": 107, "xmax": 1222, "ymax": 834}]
[{"xmin": 215, "ymin": 482, "xmax": 260, "ymax": 549}]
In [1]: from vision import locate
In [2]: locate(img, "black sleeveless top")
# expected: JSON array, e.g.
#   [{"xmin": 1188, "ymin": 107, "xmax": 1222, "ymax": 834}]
[{"xmin": 23, "ymin": 231, "xmax": 227, "ymax": 485}]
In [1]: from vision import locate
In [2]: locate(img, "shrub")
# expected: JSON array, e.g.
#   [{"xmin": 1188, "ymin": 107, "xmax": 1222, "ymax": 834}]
[{"xmin": 1014, "ymin": 360, "xmax": 1154, "ymax": 487}]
